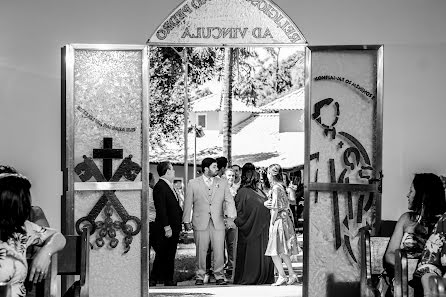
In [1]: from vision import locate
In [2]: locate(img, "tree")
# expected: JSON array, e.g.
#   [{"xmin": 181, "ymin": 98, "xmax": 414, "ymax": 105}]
[
  {"xmin": 149, "ymin": 47, "xmax": 221, "ymax": 151},
  {"xmin": 222, "ymin": 47, "xmax": 234, "ymax": 166},
  {"xmin": 149, "ymin": 47, "xmax": 185, "ymax": 150},
  {"xmin": 234, "ymin": 48, "xmax": 305, "ymax": 107},
  {"xmin": 149, "ymin": 46, "xmax": 304, "ymax": 154}
]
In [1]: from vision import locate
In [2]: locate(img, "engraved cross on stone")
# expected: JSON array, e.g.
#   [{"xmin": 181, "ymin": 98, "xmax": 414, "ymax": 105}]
[{"xmin": 93, "ymin": 137, "xmax": 123, "ymax": 181}]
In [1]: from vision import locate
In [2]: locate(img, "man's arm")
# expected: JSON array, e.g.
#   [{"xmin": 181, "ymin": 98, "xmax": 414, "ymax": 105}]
[
  {"xmin": 223, "ymin": 180, "xmax": 237, "ymax": 228},
  {"xmin": 182, "ymin": 180, "xmax": 194, "ymax": 230},
  {"xmin": 153, "ymin": 184, "xmax": 169, "ymax": 233}
]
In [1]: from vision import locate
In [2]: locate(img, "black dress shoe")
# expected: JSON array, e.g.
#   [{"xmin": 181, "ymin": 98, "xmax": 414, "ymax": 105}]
[
  {"xmin": 216, "ymin": 279, "xmax": 228, "ymax": 285},
  {"xmin": 149, "ymin": 280, "xmax": 157, "ymax": 287},
  {"xmin": 225, "ymin": 270, "xmax": 233, "ymax": 280},
  {"xmin": 164, "ymin": 280, "xmax": 177, "ymax": 286},
  {"xmin": 195, "ymin": 279, "xmax": 204, "ymax": 285}
]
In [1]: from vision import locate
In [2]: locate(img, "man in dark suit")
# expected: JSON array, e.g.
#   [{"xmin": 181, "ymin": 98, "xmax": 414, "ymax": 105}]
[{"xmin": 149, "ymin": 161, "xmax": 183, "ymax": 286}]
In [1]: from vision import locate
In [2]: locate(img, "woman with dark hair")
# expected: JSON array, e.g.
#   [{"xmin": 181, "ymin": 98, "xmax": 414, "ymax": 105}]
[
  {"xmin": 258, "ymin": 168, "xmax": 271, "ymax": 192},
  {"xmin": 0, "ymin": 167, "xmax": 66, "ymax": 297},
  {"xmin": 264, "ymin": 164, "xmax": 300, "ymax": 286},
  {"xmin": 233, "ymin": 163, "xmax": 275, "ymax": 285},
  {"xmin": 0, "ymin": 165, "xmax": 49, "ymax": 228},
  {"xmin": 409, "ymin": 174, "xmax": 446, "ymax": 297},
  {"xmin": 382, "ymin": 173, "xmax": 446, "ymax": 297}
]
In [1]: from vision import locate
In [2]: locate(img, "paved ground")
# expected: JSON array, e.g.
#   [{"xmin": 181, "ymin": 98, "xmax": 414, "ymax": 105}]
[
  {"xmin": 149, "ymin": 234, "xmax": 304, "ymax": 297},
  {"xmin": 149, "ymin": 283, "xmax": 303, "ymax": 297}
]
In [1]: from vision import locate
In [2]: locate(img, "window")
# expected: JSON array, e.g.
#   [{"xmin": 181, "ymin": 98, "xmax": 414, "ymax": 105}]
[{"xmin": 197, "ymin": 114, "xmax": 207, "ymax": 128}]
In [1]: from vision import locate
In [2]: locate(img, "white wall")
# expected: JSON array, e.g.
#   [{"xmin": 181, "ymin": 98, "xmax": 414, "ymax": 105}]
[
  {"xmin": 280, "ymin": 110, "xmax": 304, "ymax": 132},
  {"xmin": 149, "ymin": 163, "xmax": 196, "ymax": 184},
  {"xmin": 191, "ymin": 111, "xmax": 251, "ymax": 131},
  {"xmin": 190, "ymin": 111, "xmax": 220, "ymax": 130},
  {"xmin": 218, "ymin": 111, "xmax": 252, "ymax": 131},
  {"xmin": 1, "ymin": 0, "xmax": 446, "ymax": 230}
]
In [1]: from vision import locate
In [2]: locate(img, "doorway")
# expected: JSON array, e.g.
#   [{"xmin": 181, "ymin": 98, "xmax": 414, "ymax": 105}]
[
  {"xmin": 146, "ymin": 1, "xmax": 383, "ymax": 297},
  {"xmin": 148, "ymin": 45, "xmax": 306, "ymax": 288}
]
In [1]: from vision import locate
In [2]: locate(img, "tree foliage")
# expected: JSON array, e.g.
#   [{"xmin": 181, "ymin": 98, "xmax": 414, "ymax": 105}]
[
  {"xmin": 233, "ymin": 48, "xmax": 305, "ymax": 107},
  {"xmin": 149, "ymin": 46, "xmax": 304, "ymax": 150},
  {"xmin": 149, "ymin": 47, "xmax": 185, "ymax": 149}
]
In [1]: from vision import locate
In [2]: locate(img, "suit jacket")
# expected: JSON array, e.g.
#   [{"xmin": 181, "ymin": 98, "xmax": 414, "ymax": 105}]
[
  {"xmin": 153, "ymin": 179, "xmax": 183, "ymax": 234},
  {"xmin": 182, "ymin": 176, "xmax": 237, "ymax": 231}
]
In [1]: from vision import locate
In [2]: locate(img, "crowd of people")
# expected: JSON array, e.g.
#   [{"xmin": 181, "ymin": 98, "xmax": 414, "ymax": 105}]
[
  {"xmin": 148, "ymin": 157, "xmax": 446, "ymax": 296},
  {"xmin": 148, "ymin": 157, "xmax": 303, "ymax": 287},
  {"xmin": 4, "ymin": 158, "xmax": 446, "ymax": 296}
]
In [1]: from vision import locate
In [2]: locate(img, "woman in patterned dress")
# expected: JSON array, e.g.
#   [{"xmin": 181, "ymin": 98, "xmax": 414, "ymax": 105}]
[
  {"xmin": 264, "ymin": 164, "xmax": 300, "ymax": 286},
  {"xmin": 414, "ymin": 176, "xmax": 446, "ymax": 296},
  {"xmin": 0, "ymin": 166, "xmax": 66, "ymax": 297},
  {"xmin": 383, "ymin": 173, "xmax": 446, "ymax": 296}
]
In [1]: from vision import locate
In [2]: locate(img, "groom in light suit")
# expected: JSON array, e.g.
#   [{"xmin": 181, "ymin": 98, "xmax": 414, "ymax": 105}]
[{"xmin": 183, "ymin": 157, "xmax": 237, "ymax": 285}]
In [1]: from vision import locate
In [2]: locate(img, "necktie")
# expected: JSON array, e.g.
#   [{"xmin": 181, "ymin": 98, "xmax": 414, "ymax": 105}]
[
  {"xmin": 171, "ymin": 186, "xmax": 178, "ymax": 201},
  {"xmin": 204, "ymin": 177, "xmax": 212, "ymax": 188}
]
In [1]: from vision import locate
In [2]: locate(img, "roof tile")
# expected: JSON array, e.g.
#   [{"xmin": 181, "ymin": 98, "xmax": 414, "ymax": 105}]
[
  {"xmin": 192, "ymin": 93, "xmax": 262, "ymax": 113},
  {"xmin": 260, "ymin": 88, "xmax": 305, "ymax": 111}
]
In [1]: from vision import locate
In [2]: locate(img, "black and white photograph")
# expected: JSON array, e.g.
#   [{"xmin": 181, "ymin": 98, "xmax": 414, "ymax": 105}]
[{"xmin": 1, "ymin": 1, "xmax": 446, "ymax": 297}]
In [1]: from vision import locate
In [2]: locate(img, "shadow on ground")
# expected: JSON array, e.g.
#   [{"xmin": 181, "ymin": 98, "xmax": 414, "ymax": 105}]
[{"xmin": 149, "ymin": 293, "xmax": 213, "ymax": 297}]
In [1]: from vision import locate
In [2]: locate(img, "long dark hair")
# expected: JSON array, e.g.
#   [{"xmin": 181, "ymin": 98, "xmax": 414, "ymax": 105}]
[
  {"xmin": 0, "ymin": 166, "xmax": 32, "ymax": 241},
  {"xmin": 241, "ymin": 163, "xmax": 259, "ymax": 190},
  {"xmin": 410, "ymin": 173, "xmax": 446, "ymax": 232},
  {"xmin": 258, "ymin": 168, "xmax": 270, "ymax": 190}
]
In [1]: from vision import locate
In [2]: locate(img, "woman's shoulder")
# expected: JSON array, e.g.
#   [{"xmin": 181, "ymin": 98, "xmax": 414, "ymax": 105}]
[
  {"xmin": 272, "ymin": 183, "xmax": 286, "ymax": 191},
  {"xmin": 395, "ymin": 212, "xmax": 414, "ymax": 228},
  {"xmin": 237, "ymin": 187, "xmax": 255, "ymax": 195},
  {"xmin": 397, "ymin": 211, "xmax": 415, "ymax": 223}
]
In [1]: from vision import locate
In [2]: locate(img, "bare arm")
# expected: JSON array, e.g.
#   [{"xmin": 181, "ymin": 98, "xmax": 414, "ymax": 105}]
[
  {"xmin": 384, "ymin": 212, "xmax": 408, "ymax": 267},
  {"xmin": 269, "ymin": 186, "xmax": 279, "ymax": 228},
  {"xmin": 30, "ymin": 206, "xmax": 50, "ymax": 227},
  {"xmin": 29, "ymin": 231, "xmax": 66, "ymax": 283},
  {"xmin": 421, "ymin": 272, "xmax": 438, "ymax": 296}
]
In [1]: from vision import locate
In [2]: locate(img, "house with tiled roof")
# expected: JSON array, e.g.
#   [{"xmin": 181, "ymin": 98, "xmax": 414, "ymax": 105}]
[
  {"xmin": 149, "ymin": 90, "xmax": 305, "ymax": 181},
  {"xmin": 190, "ymin": 92, "xmax": 262, "ymax": 132},
  {"xmin": 260, "ymin": 88, "xmax": 305, "ymax": 133}
]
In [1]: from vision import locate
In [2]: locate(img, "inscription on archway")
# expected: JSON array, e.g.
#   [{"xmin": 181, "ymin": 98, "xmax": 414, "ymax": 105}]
[{"xmin": 148, "ymin": 0, "xmax": 306, "ymax": 45}]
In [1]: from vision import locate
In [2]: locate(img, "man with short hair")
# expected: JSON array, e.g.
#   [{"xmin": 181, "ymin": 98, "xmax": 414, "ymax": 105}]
[
  {"xmin": 223, "ymin": 168, "xmax": 238, "ymax": 280},
  {"xmin": 205, "ymin": 156, "xmax": 228, "ymax": 282},
  {"xmin": 216, "ymin": 156, "xmax": 228, "ymax": 178},
  {"xmin": 231, "ymin": 164, "xmax": 241, "ymax": 191},
  {"xmin": 183, "ymin": 157, "xmax": 236, "ymax": 286},
  {"xmin": 150, "ymin": 162, "xmax": 183, "ymax": 287},
  {"xmin": 173, "ymin": 179, "xmax": 184, "ymax": 209}
]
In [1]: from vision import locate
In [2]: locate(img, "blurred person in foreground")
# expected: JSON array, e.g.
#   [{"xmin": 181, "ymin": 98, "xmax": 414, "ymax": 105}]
[{"xmin": 0, "ymin": 167, "xmax": 66, "ymax": 297}]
